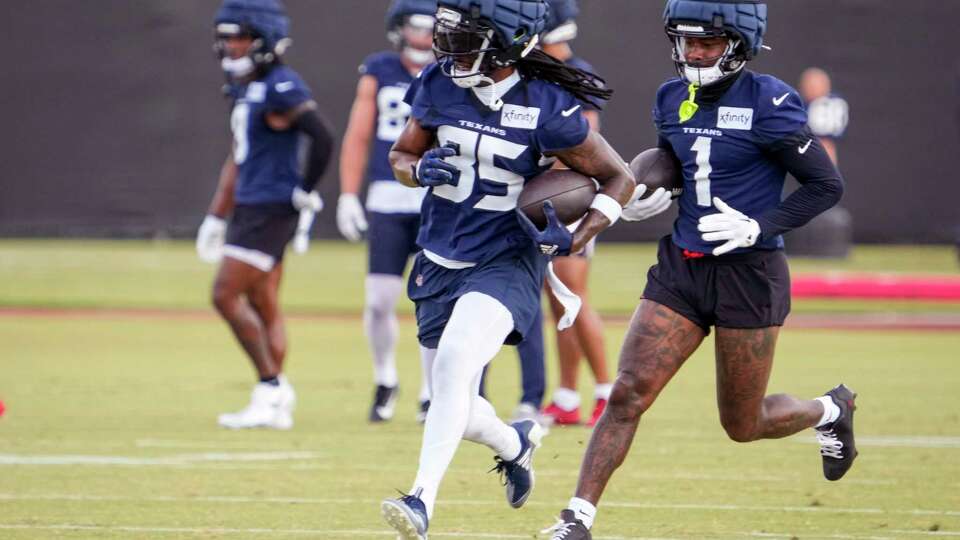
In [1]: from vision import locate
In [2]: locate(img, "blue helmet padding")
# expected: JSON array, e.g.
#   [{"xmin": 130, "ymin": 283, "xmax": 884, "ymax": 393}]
[
  {"xmin": 386, "ymin": 0, "xmax": 439, "ymax": 31},
  {"xmin": 215, "ymin": 0, "xmax": 290, "ymax": 48},
  {"xmin": 438, "ymin": 0, "xmax": 548, "ymax": 48},
  {"xmin": 544, "ymin": 0, "xmax": 578, "ymax": 33},
  {"xmin": 663, "ymin": 0, "xmax": 767, "ymax": 59}
]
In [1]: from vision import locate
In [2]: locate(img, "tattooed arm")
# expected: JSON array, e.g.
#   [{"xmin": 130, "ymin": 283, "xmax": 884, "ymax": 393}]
[{"xmin": 548, "ymin": 131, "xmax": 635, "ymax": 253}]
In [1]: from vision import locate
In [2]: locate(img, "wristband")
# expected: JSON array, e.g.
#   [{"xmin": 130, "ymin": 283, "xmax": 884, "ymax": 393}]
[{"xmin": 589, "ymin": 193, "xmax": 623, "ymax": 226}]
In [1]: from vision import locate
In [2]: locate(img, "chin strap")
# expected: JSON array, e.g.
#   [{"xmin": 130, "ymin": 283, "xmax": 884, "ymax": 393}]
[{"xmin": 679, "ymin": 82, "xmax": 699, "ymax": 123}]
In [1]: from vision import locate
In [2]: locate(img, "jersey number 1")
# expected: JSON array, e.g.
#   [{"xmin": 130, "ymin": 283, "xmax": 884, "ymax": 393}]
[
  {"xmin": 691, "ymin": 136, "xmax": 712, "ymax": 207},
  {"xmin": 433, "ymin": 125, "xmax": 527, "ymax": 211}
]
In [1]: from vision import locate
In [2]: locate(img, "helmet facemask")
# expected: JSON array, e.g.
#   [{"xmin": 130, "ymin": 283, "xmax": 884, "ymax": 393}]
[
  {"xmin": 388, "ymin": 14, "xmax": 437, "ymax": 67},
  {"xmin": 214, "ymin": 22, "xmax": 290, "ymax": 81},
  {"xmin": 667, "ymin": 23, "xmax": 745, "ymax": 87}
]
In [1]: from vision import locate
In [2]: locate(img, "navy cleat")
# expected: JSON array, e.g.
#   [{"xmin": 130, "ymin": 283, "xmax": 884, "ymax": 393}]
[
  {"xmin": 381, "ymin": 490, "xmax": 428, "ymax": 540},
  {"xmin": 416, "ymin": 399, "xmax": 430, "ymax": 424},
  {"xmin": 542, "ymin": 509, "xmax": 591, "ymax": 540},
  {"xmin": 369, "ymin": 385, "xmax": 398, "ymax": 423},
  {"xmin": 816, "ymin": 384, "xmax": 858, "ymax": 481},
  {"xmin": 490, "ymin": 419, "xmax": 544, "ymax": 508}
]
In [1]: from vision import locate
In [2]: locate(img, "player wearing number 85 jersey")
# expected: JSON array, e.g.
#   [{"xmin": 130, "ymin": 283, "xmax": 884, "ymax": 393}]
[
  {"xmin": 547, "ymin": 1, "xmax": 857, "ymax": 538},
  {"xmin": 379, "ymin": 1, "xmax": 639, "ymax": 538}
]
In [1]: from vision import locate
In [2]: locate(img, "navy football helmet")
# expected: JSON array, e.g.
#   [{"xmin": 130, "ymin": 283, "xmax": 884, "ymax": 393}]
[
  {"xmin": 542, "ymin": 0, "xmax": 579, "ymax": 45},
  {"xmin": 433, "ymin": 0, "xmax": 548, "ymax": 88},
  {"xmin": 663, "ymin": 0, "xmax": 767, "ymax": 86},
  {"xmin": 214, "ymin": 0, "xmax": 291, "ymax": 79},
  {"xmin": 386, "ymin": 0, "xmax": 438, "ymax": 66}
]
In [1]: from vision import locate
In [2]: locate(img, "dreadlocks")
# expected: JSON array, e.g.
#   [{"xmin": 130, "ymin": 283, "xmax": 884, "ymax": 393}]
[{"xmin": 517, "ymin": 48, "xmax": 614, "ymax": 110}]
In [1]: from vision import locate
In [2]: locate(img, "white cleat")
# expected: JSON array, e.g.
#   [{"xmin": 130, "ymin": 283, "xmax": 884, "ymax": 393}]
[{"xmin": 218, "ymin": 376, "xmax": 296, "ymax": 430}]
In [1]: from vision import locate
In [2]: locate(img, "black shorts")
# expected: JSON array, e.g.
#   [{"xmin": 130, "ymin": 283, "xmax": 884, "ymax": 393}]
[
  {"xmin": 642, "ymin": 235, "xmax": 791, "ymax": 333},
  {"xmin": 224, "ymin": 203, "xmax": 298, "ymax": 272},
  {"xmin": 368, "ymin": 212, "xmax": 420, "ymax": 276}
]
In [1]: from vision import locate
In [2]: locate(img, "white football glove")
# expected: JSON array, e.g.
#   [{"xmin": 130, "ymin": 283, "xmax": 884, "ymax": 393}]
[
  {"xmin": 697, "ymin": 197, "xmax": 761, "ymax": 256},
  {"xmin": 196, "ymin": 215, "xmax": 226, "ymax": 263},
  {"xmin": 336, "ymin": 193, "xmax": 368, "ymax": 242},
  {"xmin": 291, "ymin": 186, "xmax": 323, "ymax": 213},
  {"xmin": 621, "ymin": 184, "xmax": 673, "ymax": 222}
]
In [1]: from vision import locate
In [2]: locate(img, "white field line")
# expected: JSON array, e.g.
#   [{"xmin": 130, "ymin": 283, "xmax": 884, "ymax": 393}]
[
  {"xmin": 889, "ymin": 532, "xmax": 960, "ymax": 537},
  {"xmin": 0, "ymin": 524, "xmax": 650, "ymax": 540},
  {"xmin": 2, "ymin": 493, "xmax": 958, "ymax": 518},
  {"xmin": 0, "ymin": 451, "xmax": 320, "ymax": 466}
]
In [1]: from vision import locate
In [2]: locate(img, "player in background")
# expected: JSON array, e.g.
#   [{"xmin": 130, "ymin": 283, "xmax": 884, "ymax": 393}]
[
  {"xmin": 546, "ymin": 1, "xmax": 855, "ymax": 537},
  {"xmin": 538, "ymin": 0, "xmax": 613, "ymax": 428},
  {"xmin": 378, "ymin": 1, "xmax": 650, "ymax": 537},
  {"xmin": 336, "ymin": 0, "xmax": 437, "ymax": 424},
  {"xmin": 798, "ymin": 67, "xmax": 849, "ymax": 165},
  {"xmin": 196, "ymin": 0, "xmax": 333, "ymax": 430}
]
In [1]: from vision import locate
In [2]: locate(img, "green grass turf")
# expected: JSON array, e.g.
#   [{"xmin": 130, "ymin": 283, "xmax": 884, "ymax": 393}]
[
  {"xmin": 1, "ymin": 240, "xmax": 958, "ymax": 315},
  {"xmin": 1, "ymin": 314, "xmax": 958, "ymax": 539}
]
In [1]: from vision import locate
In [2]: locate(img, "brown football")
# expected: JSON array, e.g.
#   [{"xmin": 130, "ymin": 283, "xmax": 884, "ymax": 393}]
[
  {"xmin": 518, "ymin": 169, "xmax": 597, "ymax": 229},
  {"xmin": 629, "ymin": 148, "xmax": 683, "ymax": 200}
]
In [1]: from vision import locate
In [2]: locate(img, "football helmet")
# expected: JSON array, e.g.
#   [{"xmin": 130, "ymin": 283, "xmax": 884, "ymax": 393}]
[
  {"xmin": 386, "ymin": 0, "xmax": 438, "ymax": 66},
  {"xmin": 663, "ymin": 0, "xmax": 767, "ymax": 86},
  {"xmin": 542, "ymin": 0, "xmax": 579, "ymax": 45},
  {"xmin": 214, "ymin": 0, "xmax": 291, "ymax": 79},
  {"xmin": 433, "ymin": 0, "xmax": 548, "ymax": 88}
]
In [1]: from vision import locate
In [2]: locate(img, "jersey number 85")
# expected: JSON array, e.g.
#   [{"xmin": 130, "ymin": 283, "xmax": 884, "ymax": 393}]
[{"xmin": 432, "ymin": 125, "xmax": 528, "ymax": 212}]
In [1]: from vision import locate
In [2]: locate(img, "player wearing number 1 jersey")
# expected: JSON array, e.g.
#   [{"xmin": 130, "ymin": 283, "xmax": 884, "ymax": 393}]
[
  {"xmin": 547, "ymin": 2, "xmax": 857, "ymax": 538},
  {"xmin": 378, "ymin": 1, "xmax": 639, "ymax": 538},
  {"xmin": 336, "ymin": 0, "xmax": 437, "ymax": 424}
]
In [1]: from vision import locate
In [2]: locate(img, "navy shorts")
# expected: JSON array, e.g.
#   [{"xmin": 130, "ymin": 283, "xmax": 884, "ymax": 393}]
[
  {"xmin": 368, "ymin": 212, "xmax": 421, "ymax": 276},
  {"xmin": 642, "ymin": 235, "xmax": 791, "ymax": 333},
  {"xmin": 408, "ymin": 245, "xmax": 547, "ymax": 348},
  {"xmin": 224, "ymin": 203, "xmax": 298, "ymax": 271}
]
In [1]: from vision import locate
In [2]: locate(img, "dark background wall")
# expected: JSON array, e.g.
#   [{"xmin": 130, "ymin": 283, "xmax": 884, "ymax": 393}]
[{"xmin": 3, "ymin": 1, "xmax": 957, "ymax": 242}]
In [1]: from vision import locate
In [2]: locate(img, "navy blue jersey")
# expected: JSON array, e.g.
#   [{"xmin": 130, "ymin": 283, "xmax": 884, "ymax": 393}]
[
  {"xmin": 654, "ymin": 71, "xmax": 807, "ymax": 253},
  {"xmin": 405, "ymin": 64, "xmax": 590, "ymax": 263},
  {"xmin": 227, "ymin": 65, "xmax": 313, "ymax": 205},
  {"xmin": 359, "ymin": 51, "xmax": 417, "ymax": 183},
  {"xmin": 564, "ymin": 56, "xmax": 600, "ymax": 112}
]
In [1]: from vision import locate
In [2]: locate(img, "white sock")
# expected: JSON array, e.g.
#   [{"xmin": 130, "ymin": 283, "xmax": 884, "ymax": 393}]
[
  {"xmin": 815, "ymin": 395, "xmax": 841, "ymax": 427},
  {"xmin": 594, "ymin": 383, "xmax": 613, "ymax": 401},
  {"xmin": 567, "ymin": 497, "xmax": 596, "ymax": 529},
  {"xmin": 364, "ymin": 274, "xmax": 403, "ymax": 388},
  {"xmin": 553, "ymin": 387, "xmax": 581, "ymax": 411},
  {"xmin": 463, "ymin": 374, "xmax": 522, "ymax": 461},
  {"xmin": 418, "ymin": 346, "xmax": 435, "ymax": 402},
  {"xmin": 411, "ymin": 293, "xmax": 515, "ymax": 518}
]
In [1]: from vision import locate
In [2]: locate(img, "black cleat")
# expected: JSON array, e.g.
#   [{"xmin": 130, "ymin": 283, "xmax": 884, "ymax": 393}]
[
  {"xmin": 416, "ymin": 399, "xmax": 430, "ymax": 424},
  {"xmin": 542, "ymin": 509, "xmax": 591, "ymax": 540},
  {"xmin": 816, "ymin": 384, "xmax": 858, "ymax": 481},
  {"xmin": 368, "ymin": 385, "xmax": 398, "ymax": 423}
]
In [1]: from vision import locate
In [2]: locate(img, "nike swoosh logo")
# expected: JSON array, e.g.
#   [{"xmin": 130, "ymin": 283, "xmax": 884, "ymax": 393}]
[
  {"xmin": 798, "ymin": 139, "xmax": 813, "ymax": 154},
  {"xmin": 561, "ymin": 105, "xmax": 582, "ymax": 117},
  {"xmin": 772, "ymin": 93, "xmax": 790, "ymax": 106}
]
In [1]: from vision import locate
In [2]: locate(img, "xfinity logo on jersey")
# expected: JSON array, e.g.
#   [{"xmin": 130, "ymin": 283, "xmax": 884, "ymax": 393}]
[
  {"xmin": 717, "ymin": 107, "xmax": 753, "ymax": 131},
  {"xmin": 500, "ymin": 105, "xmax": 541, "ymax": 130}
]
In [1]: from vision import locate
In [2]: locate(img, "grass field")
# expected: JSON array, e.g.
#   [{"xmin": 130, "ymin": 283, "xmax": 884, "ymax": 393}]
[{"xmin": 1, "ymin": 240, "xmax": 959, "ymax": 539}]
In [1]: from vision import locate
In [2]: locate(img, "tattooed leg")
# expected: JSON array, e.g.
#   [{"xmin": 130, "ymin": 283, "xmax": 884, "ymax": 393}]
[
  {"xmin": 573, "ymin": 300, "xmax": 706, "ymax": 505},
  {"xmin": 714, "ymin": 327, "xmax": 823, "ymax": 442}
]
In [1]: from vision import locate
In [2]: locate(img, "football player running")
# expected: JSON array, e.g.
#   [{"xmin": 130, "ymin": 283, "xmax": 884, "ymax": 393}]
[
  {"xmin": 337, "ymin": 0, "xmax": 437, "ymax": 424},
  {"xmin": 546, "ymin": 1, "xmax": 855, "ymax": 538},
  {"xmin": 378, "ymin": 1, "xmax": 644, "ymax": 538},
  {"xmin": 197, "ymin": 0, "xmax": 333, "ymax": 430}
]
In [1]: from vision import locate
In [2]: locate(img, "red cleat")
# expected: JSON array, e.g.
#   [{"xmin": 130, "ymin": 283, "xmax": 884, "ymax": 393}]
[
  {"xmin": 542, "ymin": 402, "xmax": 581, "ymax": 426},
  {"xmin": 587, "ymin": 398, "xmax": 607, "ymax": 427}
]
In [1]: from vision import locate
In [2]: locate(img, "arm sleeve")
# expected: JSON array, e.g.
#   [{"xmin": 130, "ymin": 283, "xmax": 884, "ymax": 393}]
[
  {"xmin": 294, "ymin": 109, "xmax": 335, "ymax": 191},
  {"xmin": 753, "ymin": 125, "xmax": 845, "ymax": 239}
]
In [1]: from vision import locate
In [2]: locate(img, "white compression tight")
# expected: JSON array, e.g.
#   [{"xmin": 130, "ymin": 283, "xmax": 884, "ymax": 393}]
[
  {"xmin": 364, "ymin": 274, "xmax": 403, "ymax": 388},
  {"xmin": 411, "ymin": 292, "xmax": 522, "ymax": 518}
]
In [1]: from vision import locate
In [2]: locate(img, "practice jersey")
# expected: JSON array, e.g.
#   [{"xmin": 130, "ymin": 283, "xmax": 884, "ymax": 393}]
[
  {"xmin": 806, "ymin": 93, "xmax": 849, "ymax": 140},
  {"xmin": 227, "ymin": 65, "xmax": 313, "ymax": 205},
  {"xmin": 405, "ymin": 63, "xmax": 590, "ymax": 263},
  {"xmin": 654, "ymin": 70, "xmax": 807, "ymax": 253}
]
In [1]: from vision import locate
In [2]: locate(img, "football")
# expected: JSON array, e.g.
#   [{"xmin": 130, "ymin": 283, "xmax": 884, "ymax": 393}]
[
  {"xmin": 518, "ymin": 169, "xmax": 597, "ymax": 228},
  {"xmin": 629, "ymin": 148, "xmax": 684, "ymax": 200}
]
